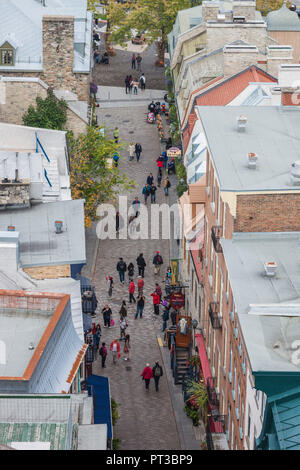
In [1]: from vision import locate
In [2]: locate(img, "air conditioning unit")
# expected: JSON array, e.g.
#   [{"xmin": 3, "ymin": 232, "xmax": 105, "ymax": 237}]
[{"xmin": 264, "ymin": 261, "xmax": 277, "ymax": 277}]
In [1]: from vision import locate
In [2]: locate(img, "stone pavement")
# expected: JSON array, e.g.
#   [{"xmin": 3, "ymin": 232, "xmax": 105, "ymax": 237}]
[
  {"xmin": 97, "ymin": 86, "xmax": 166, "ymax": 109},
  {"xmin": 91, "ymin": 104, "xmax": 181, "ymax": 450}
]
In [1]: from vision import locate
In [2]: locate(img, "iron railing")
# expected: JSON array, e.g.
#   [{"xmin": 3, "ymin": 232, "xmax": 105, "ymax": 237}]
[
  {"xmin": 170, "ymin": 334, "xmax": 179, "ymax": 384},
  {"xmin": 206, "ymin": 413, "xmax": 227, "ymax": 450},
  {"xmin": 211, "ymin": 226, "xmax": 223, "ymax": 253},
  {"xmin": 207, "ymin": 377, "xmax": 220, "ymax": 407},
  {"xmin": 208, "ymin": 302, "xmax": 222, "ymax": 329}
]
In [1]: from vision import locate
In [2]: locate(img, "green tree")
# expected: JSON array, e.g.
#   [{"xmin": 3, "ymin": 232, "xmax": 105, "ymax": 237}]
[
  {"xmin": 87, "ymin": 0, "xmax": 99, "ymax": 12},
  {"xmin": 69, "ymin": 126, "xmax": 135, "ymax": 227},
  {"xmin": 107, "ymin": 0, "xmax": 191, "ymax": 65},
  {"xmin": 257, "ymin": 0, "xmax": 291, "ymax": 16},
  {"xmin": 22, "ymin": 89, "xmax": 67, "ymax": 130}
]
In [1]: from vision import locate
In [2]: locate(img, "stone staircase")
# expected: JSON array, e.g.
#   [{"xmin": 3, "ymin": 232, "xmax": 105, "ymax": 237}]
[
  {"xmin": 42, "ymin": 156, "xmax": 60, "ymax": 201},
  {"xmin": 176, "ymin": 347, "xmax": 189, "ymax": 385}
]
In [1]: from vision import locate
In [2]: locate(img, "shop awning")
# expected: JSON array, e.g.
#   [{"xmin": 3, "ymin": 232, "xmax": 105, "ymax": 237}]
[
  {"xmin": 87, "ymin": 375, "xmax": 113, "ymax": 440},
  {"xmin": 195, "ymin": 333, "xmax": 212, "ymax": 384}
]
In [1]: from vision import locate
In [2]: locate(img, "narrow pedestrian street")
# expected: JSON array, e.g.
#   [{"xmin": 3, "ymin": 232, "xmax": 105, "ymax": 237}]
[{"xmin": 90, "ymin": 98, "xmax": 180, "ymax": 449}]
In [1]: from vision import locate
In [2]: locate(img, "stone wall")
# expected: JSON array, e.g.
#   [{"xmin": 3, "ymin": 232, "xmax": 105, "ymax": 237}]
[
  {"xmin": 23, "ymin": 264, "xmax": 71, "ymax": 280},
  {"xmin": 223, "ymin": 46, "xmax": 260, "ymax": 77},
  {"xmin": 0, "ymin": 80, "xmax": 87, "ymax": 138},
  {"xmin": 0, "ymin": 181, "xmax": 30, "ymax": 209},
  {"xmin": 232, "ymin": 1, "xmax": 256, "ymax": 21},
  {"xmin": 202, "ymin": 2, "xmax": 219, "ymax": 23}
]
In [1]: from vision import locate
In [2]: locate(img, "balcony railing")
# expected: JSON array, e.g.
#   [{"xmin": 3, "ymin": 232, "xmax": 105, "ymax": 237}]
[
  {"xmin": 211, "ymin": 226, "xmax": 223, "ymax": 253},
  {"xmin": 207, "ymin": 377, "xmax": 220, "ymax": 407},
  {"xmin": 209, "ymin": 302, "xmax": 222, "ymax": 329}
]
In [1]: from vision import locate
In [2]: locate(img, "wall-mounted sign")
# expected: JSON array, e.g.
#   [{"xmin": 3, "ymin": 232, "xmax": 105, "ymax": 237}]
[{"xmin": 167, "ymin": 147, "xmax": 181, "ymax": 158}]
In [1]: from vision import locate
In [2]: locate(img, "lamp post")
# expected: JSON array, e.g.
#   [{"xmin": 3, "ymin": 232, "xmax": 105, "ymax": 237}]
[{"xmin": 191, "ymin": 318, "xmax": 198, "ymax": 351}]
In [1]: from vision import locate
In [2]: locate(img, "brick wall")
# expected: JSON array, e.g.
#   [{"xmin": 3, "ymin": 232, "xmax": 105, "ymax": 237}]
[
  {"xmin": 235, "ymin": 193, "xmax": 300, "ymax": 232},
  {"xmin": 24, "ymin": 264, "xmax": 71, "ymax": 280},
  {"xmin": 281, "ymin": 90, "xmax": 300, "ymax": 106}
]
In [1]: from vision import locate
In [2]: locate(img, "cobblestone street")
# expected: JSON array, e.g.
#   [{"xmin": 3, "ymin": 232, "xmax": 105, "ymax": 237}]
[{"xmin": 90, "ymin": 104, "xmax": 181, "ymax": 450}]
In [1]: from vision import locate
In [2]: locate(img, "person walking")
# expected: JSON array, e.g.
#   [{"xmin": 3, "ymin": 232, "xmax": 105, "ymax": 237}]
[
  {"xmin": 157, "ymin": 168, "xmax": 162, "ymax": 188},
  {"xmin": 119, "ymin": 300, "xmax": 127, "ymax": 319},
  {"xmin": 116, "ymin": 211, "xmax": 120, "ymax": 233},
  {"xmin": 113, "ymin": 127, "xmax": 119, "ymax": 143},
  {"xmin": 106, "ymin": 275, "xmax": 114, "ymax": 297},
  {"xmin": 119, "ymin": 317, "xmax": 128, "ymax": 341},
  {"xmin": 151, "ymin": 291, "xmax": 160, "ymax": 315},
  {"xmin": 117, "ymin": 257, "xmax": 127, "ymax": 284},
  {"xmin": 99, "ymin": 342, "xmax": 108, "ymax": 368},
  {"xmin": 136, "ymin": 53, "xmax": 142, "ymax": 71},
  {"xmin": 162, "ymin": 307, "xmax": 169, "ymax": 332},
  {"xmin": 129, "ymin": 75, "xmax": 133, "ymax": 94},
  {"xmin": 95, "ymin": 324, "xmax": 102, "ymax": 350},
  {"xmin": 142, "ymin": 183, "xmax": 150, "ymax": 204},
  {"xmin": 123, "ymin": 334, "xmax": 131, "ymax": 361},
  {"xmin": 128, "ymin": 262, "xmax": 135, "ymax": 279},
  {"xmin": 129, "ymin": 279, "xmax": 136, "ymax": 303},
  {"xmin": 131, "ymin": 53, "xmax": 136, "ymax": 69},
  {"xmin": 150, "ymin": 183, "xmax": 157, "ymax": 204},
  {"xmin": 137, "ymin": 276, "xmax": 144, "ymax": 295},
  {"xmin": 135, "ymin": 293, "xmax": 145, "ymax": 319},
  {"xmin": 129, "ymin": 142, "xmax": 135, "ymax": 161},
  {"xmin": 141, "ymin": 363, "xmax": 153, "ymax": 390},
  {"xmin": 136, "ymin": 253, "xmax": 146, "ymax": 278},
  {"xmin": 125, "ymin": 75, "xmax": 130, "ymax": 94},
  {"xmin": 133, "ymin": 78, "xmax": 139, "ymax": 95},
  {"xmin": 147, "ymin": 173, "xmax": 154, "ymax": 186},
  {"xmin": 113, "ymin": 151, "xmax": 120, "ymax": 168},
  {"xmin": 155, "ymin": 282, "xmax": 162, "ymax": 300},
  {"xmin": 110, "ymin": 338, "xmax": 121, "ymax": 365},
  {"xmin": 135, "ymin": 142, "xmax": 142, "ymax": 162},
  {"xmin": 132, "ymin": 197, "xmax": 140, "ymax": 216},
  {"xmin": 153, "ymin": 251, "xmax": 163, "ymax": 274},
  {"xmin": 171, "ymin": 309, "xmax": 177, "ymax": 326},
  {"xmin": 164, "ymin": 176, "xmax": 171, "ymax": 196},
  {"xmin": 102, "ymin": 304, "xmax": 112, "ymax": 328},
  {"xmin": 140, "ymin": 73, "xmax": 146, "ymax": 91},
  {"xmin": 162, "ymin": 151, "xmax": 168, "ymax": 169},
  {"xmin": 152, "ymin": 361, "xmax": 163, "ymax": 391}
]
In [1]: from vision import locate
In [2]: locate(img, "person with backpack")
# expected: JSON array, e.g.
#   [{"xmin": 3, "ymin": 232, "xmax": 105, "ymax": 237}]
[
  {"xmin": 171, "ymin": 309, "xmax": 177, "ymax": 326},
  {"xmin": 147, "ymin": 173, "xmax": 154, "ymax": 186},
  {"xmin": 140, "ymin": 73, "xmax": 146, "ymax": 90},
  {"xmin": 119, "ymin": 300, "xmax": 127, "ymax": 318},
  {"xmin": 142, "ymin": 184, "xmax": 150, "ymax": 204},
  {"xmin": 155, "ymin": 282, "xmax": 162, "ymax": 300},
  {"xmin": 152, "ymin": 361, "xmax": 163, "ymax": 391},
  {"xmin": 119, "ymin": 317, "xmax": 128, "ymax": 341},
  {"xmin": 99, "ymin": 342, "xmax": 108, "ymax": 368},
  {"xmin": 128, "ymin": 262, "xmax": 135, "ymax": 279},
  {"xmin": 137, "ymin": 276, "xmax": 144, "ymax": 295},
  {"xmin": 151, "ymin": 291, "xmax": 160, "ymax": 315},
  {"xmin": 135, "ymin": 143, "xmax": 142, "ymax": 162},
  {"xmin": 135, "ymin": 293, "xmax": 145, "ymax": 319},
  {"xmin": 164, "ymin": 176, "xmax": 171, "ymax": 196},
  {"xmin": 117, "ymin": 257, "xmax": 127, "ymax": 284},
  {"xmin": 141, "ymin": 363, "xmax": 153, "ymax": 390},
  {"xmin": 123, "ymin": 334, "xmax": 131, "ymax": 361},
  {"xmin": 153, "ymin": 251, "xmax": 163, "ymax": 274},
  {"xmin": 162, "ymin": 151, "xmax": 168, "ymax": 169},
  {"xmin": 150, "ymin": 183, "xmax": 157, "ymax": 204},
  {"xmin": 157, "ymin": 168, "xmax": 162, "ymax": 188},
  {"xmin": 136, "ymin": 253, "xmax": 146, "ymax": 277},
  {"xmin": 129, "ymin": 279, "xmax": 136, "ymax": 303}
]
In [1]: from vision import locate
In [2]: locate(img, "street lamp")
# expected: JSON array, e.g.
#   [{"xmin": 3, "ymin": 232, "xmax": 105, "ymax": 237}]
[{"xmin": 191, "ymin": 319, "xmax": 198, "ymax": 350}]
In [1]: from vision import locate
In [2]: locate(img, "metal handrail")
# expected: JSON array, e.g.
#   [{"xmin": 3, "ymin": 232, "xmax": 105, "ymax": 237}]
[
  {"xmin": 170, "ymin": 334, "xmax": 178, "ymax": 384},
  {"xmin": 36, "ymin": 133, "xmax": 50, "ymax": 162}
]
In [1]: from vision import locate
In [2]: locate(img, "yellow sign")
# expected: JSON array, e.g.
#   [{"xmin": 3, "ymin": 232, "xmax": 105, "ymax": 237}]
[
  {"xmin": 167, "ymin": 147, "xmax": 181, "ymax": 158},
  {"xmin": 171, "ymin": 259, "xmax": 179, "ymax": 285}
]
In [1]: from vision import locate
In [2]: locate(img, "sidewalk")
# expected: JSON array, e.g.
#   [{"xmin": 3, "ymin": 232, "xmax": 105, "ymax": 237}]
[{"xmin": 97, "ymin": 86, "xmax": 166, "ymax": 109}]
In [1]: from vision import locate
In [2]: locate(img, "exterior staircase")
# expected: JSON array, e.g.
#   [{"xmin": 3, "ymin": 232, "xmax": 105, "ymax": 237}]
[
  {"xmin": 42, "ymin": 156, "xmax": 60, "ymax": 201},
  {"xmin": 175, "ymin": 347, "xmax": 189, "ymax": 385}
]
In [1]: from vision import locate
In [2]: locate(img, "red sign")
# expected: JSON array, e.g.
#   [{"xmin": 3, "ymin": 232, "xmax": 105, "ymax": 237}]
[{"xmin": 170, "ymin": 293, "xmax": 185, "ymax": 310}]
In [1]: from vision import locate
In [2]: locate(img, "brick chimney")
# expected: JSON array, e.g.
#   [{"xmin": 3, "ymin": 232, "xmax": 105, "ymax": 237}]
[
  {"xmin": 279, "ymin": 64, "xmax": 300, "ymax": 105},
  {"xmin": 42, "ymin": 15, "xmax": 75, "ymax": 93}
]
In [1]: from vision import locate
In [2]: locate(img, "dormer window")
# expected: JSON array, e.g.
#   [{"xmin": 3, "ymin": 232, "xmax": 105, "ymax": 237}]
[{"xmin": 0, "ymin": 42, "xmax": 15, "ymax": 66}]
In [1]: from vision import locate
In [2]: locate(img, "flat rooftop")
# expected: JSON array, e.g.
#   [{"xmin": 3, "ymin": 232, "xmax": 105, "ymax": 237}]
[
  {"xmin": 197, "ymin": 106, "xmax": 300, "ymax": 192},
  {"xmin": 0, "ymin": 291, "xmax": 66, "ymax": 379},
  {"xmin": 221, "ymin": 231, "xmax": 300, "ymax": 373},
  {"xmin": 0, "ymin": 199, "xmax": 86, "ymax": 267}
]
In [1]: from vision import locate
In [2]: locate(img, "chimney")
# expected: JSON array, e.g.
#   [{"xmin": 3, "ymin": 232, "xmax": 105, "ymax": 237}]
[
  {"xmin": 0, "ymin": 231, "xmax": 20, "ymax": 271},
  {"xmin": 55, "ymin": 220, "xmax": 63, "ymax": 234},
  {"xmin": 247, "ymin": 152, "xmax": 258, "ymax": 169},
  {"xmin": 237, "ymin": 115, "xmax": 247, "ymax": 132},
  {"xmin": 279, "ymin": 64, "xmax": 300, "ymax": 106},
  {"xmin": 264, "ymin": 262, "xmax": 277, "ymax": 277}
]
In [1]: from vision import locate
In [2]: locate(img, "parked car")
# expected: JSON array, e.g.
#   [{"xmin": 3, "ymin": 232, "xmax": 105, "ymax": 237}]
[{"xmin": 132, "ymin": 33, "xmax": 145, "ymax": 45}]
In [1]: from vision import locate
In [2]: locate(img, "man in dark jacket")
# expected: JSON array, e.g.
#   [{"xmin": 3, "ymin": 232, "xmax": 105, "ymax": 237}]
[
  {"xmin": 136, "ymin": 253, "xmax": 146, "ymax": 277},
  {"xmin": 117, "ymin": 257, "xmax": 127, "ymax": 284},
  {"xmin": 135, "ymin": 143, "xmax": 142, "ymax": 162},
  {"xmin": 150, "ymin": 183, "xmax": 157, "ymax": 203},
  {"xmin": 170, "ymin": 310, "xmax": 177, "ymax": 326},
  {"xmin": 153, "ymin": 251, "xmax": 163, "ymax": 274},
  {"xmin": 152, "ymin": 361, "xmax": 163, "ymax": 391},
  {"xmin": 162, "ymin": 307, "xmax": 169, "ymax": 332},
  {"xmin": 147, "ymin": 173, "xmax": 154, "ymax": 186}
]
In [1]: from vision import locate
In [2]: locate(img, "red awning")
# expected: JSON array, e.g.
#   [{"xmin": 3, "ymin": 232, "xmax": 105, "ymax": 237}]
[{"xmin": 195, "ymin": 333, "xmax": 211, "ymax": 384}]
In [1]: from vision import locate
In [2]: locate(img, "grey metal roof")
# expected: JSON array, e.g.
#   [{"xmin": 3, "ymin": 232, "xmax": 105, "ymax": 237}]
[
  {"xmin": 221, "ymin": 231, "xmax": 300, "ymax": 373},
  {"xmin": 197, "ymin": 106, "xmax": 300, "ymax": 191},
  {"xmin": 0, "ymin": 0, "xmax": 92, "ymax": 72},
  {"xmin": 0, "ymin": 199, "xmax": 86, "ymax": 267},
  {"xmin": 266, "ymin": 3, "xmax": 300, "ymax": 31}
]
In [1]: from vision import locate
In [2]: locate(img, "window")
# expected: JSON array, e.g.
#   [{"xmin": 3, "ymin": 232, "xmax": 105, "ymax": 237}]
[
  {"xmin": 223, "ymin": 323, "xmax": 227, "ymax": 369},
  {"xmin": 247, "ymin": 406, "xmax": 251, "ymax": 438},
  {"xmin": 0, "ymin": 42, "xmax": 15, "ymax": 66}
]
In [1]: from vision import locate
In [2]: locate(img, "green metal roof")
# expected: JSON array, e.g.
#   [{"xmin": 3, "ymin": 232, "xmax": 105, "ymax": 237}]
[
  {"xmin": 256, "ymin": 385, "xmax": 300, "ymax": 450},
  {"xmin": 266, "ymin": 3, "xmax": 300, "ymax": 31},
  {"xmin": 0, "ymin": 423, "xmax": 69, "ymax": 450}
]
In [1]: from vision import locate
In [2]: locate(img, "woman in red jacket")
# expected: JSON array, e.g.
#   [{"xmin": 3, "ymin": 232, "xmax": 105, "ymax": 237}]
[
  {"xmin": 129, "ymin": 280, "xmax": 136, "ymax": 304},
  {"xmin": 110, "ymin": 338, "xmax": 121, "ymax": 365},
  {"xmin": 151, "ymin": 292, "xmax": 160, "ymax": 315},
  {"xmin": 141, "ymin": 363, "xmax": 154, "ymax": 390}
]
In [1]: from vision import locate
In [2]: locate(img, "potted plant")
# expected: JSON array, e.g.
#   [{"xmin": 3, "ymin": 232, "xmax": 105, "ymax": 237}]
[{"xmin": 184, "ymin": 380, "xmax": 209, "ymax": 427}]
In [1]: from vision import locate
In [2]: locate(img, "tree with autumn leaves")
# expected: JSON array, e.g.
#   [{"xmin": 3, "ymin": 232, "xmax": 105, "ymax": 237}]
[
  {"xmin": 106, "ymin": 0, "xmax": 191, "ymax": 65},
  {"xmin": 256, "ymin": 0, "xmax": 291, "ymax": 16},
  {"xmin": 69, "ymin": 127, "xmax": 135, "ymax": 228}
]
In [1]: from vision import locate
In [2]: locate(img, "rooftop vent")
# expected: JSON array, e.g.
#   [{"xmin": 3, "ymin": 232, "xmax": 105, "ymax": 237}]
[
  {"xmin": 237, "ymin": 115, "xmax": 247, "ymax": 132},
  {"xmin": 290, "ymin": 160, "xmax": 300, "ymax": 185},
  {"xmin": 217, "ymin": 13, "xmax": 225, "ymax": 22},
  {"xmin": 7, "ymin": 225, "xmax": 15, "ymax": 231},
  {"xmin": 264, "ymin": 261, "xmax": 277, "ymax": 277},
  {"xmin": 233, "ymin": 16, "xmax": 246, "ymax": 23},
  {"xmin": 28, "ymin": 342, "xmax": 35, "ymax": 350},
  {"xmin": 55, "ymin": 220, "xmax": 63, "ymax": 234},
  {"xmin": 248, "ymin": 152, "xmax": 258, "ymax": 169}
]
